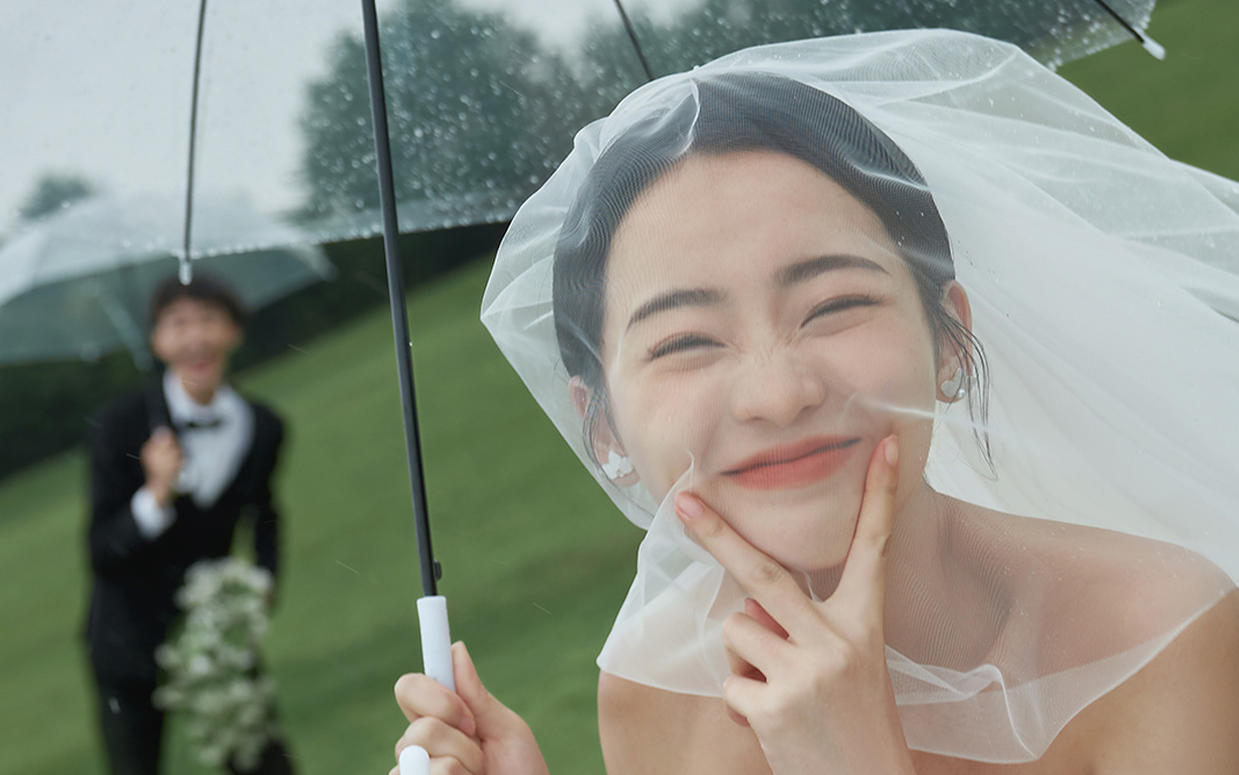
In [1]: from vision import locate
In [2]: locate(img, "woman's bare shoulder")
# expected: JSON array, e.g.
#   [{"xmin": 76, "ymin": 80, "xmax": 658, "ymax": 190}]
[
  {"xmin": 946, "ymin": 499, "xmax": 1235, "ymax": 679},
  {"xmin": 1075, "ymin": 590, "xmax": 1239, "ymax": 773},
  {"xmin": 597, "ymin": 671, "xmax": 770, "ymax": 775}
]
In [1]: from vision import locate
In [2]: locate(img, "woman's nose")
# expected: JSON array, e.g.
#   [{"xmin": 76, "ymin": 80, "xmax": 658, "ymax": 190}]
[{"xmin": 729, "ymin": 349, "xmax": 827, "ymax": 427}]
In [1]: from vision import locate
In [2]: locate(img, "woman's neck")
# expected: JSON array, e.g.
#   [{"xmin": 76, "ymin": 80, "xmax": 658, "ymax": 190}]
[{"xmin": 803, "ymin": 481, "xmax": 995, "ymax": 662}]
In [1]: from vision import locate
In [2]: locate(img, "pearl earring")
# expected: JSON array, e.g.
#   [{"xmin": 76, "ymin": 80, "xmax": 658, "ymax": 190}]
[
  {"xmin": 602, "ymin": 450, "xmax": 634, "ymax": 480},
  {"xmin": 939, "ymin": 367, "xmax": 967, "ymax": 401}
]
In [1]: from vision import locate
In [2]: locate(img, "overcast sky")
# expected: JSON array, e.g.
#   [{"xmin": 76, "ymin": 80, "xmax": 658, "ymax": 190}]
[{"xmin": 1, "ymin": 0, "xmax": 702, "ymax": 238}]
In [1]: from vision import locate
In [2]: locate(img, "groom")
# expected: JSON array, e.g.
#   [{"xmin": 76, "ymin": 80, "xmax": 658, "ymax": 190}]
[{"xmin": 84, "ymin": 274, "xmax": 294, "ymax": 775}]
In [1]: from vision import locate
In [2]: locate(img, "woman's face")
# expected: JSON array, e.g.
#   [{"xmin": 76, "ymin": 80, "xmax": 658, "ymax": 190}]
[{"xmin": 594, "ymin": 150, "xmax": 954, "ymax": 572}]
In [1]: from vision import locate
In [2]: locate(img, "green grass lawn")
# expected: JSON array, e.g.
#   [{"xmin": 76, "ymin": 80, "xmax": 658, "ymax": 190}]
[
  {"xmin": 1058, "ymin": 0, "xmax": 1239, "ymax": 180},
  {"xmin": 2, "ymin": 1, "xmax": 1235, "ymax": 772}
]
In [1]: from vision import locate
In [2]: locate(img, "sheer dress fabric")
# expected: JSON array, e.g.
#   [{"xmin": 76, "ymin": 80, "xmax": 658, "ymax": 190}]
[{"xmin": 481, "ymin": 29, "xmax": 1239, "ymax": 763}]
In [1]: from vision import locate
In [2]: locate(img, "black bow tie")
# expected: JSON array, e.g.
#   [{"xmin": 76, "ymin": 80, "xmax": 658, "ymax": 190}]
[{"xmin": 177, "ymin": 416, "xmax": 224, "ymax": 432}]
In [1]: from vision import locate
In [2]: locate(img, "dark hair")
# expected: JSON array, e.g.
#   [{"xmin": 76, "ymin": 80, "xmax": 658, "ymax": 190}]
[
  {"xmin": 148, "ymin": 272, "xmax": 246, "ymax": 330},
  {"xmin": 552, "ymin": 73, "xmax": 989, "ymax": 462}
]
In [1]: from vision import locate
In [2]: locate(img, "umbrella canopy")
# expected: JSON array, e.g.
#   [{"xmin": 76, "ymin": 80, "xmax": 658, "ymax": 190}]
[
  {"xmin": 2, "ymin": 0, "xmax": 1160, "ymax": 260},
  {"xmin": 0, "ymin": 193, "xmax": 332, "ymax": 366}
]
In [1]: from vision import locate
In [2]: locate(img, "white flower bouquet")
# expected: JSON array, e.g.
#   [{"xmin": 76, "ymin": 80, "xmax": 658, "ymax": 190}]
[{"xmin": 154, "ymin": 557, "xmax": 278, "ymax": 771}]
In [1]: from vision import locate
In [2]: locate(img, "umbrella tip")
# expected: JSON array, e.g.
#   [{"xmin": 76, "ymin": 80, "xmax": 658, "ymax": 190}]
[
  {"xmin": 178, "ymin": 260, "xmax": 193, "ymax": 285},
  {"xmin": 1141, "ymin": 36, "xmax": 1166, "ymax": 60}
]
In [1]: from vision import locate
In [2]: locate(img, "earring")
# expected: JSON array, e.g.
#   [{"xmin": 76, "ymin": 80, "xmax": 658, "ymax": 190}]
[
  {"xmin": 939, "ymin": 367, "xmax": 967, "ymax": 401},
  {"xmin": 601, "ymin": 450, "xmax": 634, "ymax": 481}
]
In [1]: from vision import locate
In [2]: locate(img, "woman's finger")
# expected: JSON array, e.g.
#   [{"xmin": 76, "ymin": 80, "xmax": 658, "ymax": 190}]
[
  {"xmin": 721, "ymin": 674, "xmax": 766, "ymax": 730},
  {"xmin": 429, "ymin": 757, "xmax": 475, "ymax": 775},
  {"xmin": 676, "ymin": 491, "xmax": 817, "ymax": 636},
  {"xmin": 726, "ymin": 704, "xmax": 752, "ymax": 728},
  {"xmin": 832, "ymin": 435, "xmax": 899, "ymax": 625},
  {"xmin": 722, "ymin": 611, "xmax": 794, "ymax": 679},
  {"xmin": 724, "ymin": 622, "xmax": 767, "ymax": 686},
  {"xmin": 745, "ymin": 598, "xmax": 789, "ymax": 639},
  {"xmin": 724, "ymin": 642, "xmax": 764, "ymax": 680},
  {"xmin": 393, "ymin": 673, "xmax": 478, "ymax": 738},
  {"xmin": 395, "ymin": 716, "xmax": 484, "ymax": 774}
]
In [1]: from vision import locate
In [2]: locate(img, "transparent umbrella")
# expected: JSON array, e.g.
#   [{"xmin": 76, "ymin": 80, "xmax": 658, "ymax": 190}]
[
  {"xmin": 2, "ymin": 0, "xmax": 1163, "ymax": 255},
  {"xmin": 0, "ymin": 192, "xmax": 332, "ymax": 368}
]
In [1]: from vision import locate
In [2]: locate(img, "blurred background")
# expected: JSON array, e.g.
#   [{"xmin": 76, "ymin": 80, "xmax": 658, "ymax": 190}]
[{"xmin": 1, "ymin": 0, "xmax": 1235, "ymax": 772}]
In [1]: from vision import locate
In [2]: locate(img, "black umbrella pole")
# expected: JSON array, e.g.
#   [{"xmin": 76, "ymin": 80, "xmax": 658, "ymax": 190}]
[{"xmin": 360, "ymin": 0, "xmax": 439, "ymax": 599}]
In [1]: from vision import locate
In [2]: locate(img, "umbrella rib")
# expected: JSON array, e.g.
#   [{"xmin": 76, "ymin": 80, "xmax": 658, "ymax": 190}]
[
  {"xmin": 1092, "ymin": 0, "xmax": 1166, "ymax": 58},
  {"xmin": 611, "ymin": 0, "xmax": 655, "ymax": 82}
]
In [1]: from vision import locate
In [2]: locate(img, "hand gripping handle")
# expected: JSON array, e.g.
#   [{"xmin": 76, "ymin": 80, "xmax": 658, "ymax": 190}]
[{"xmin": 399, "ymin": 595, "xmax": 454, "ymax": 775}]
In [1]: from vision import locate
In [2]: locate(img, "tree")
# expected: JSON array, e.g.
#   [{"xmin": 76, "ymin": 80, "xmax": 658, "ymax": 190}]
[
  {"xmin": 296, "ymin": 0, "xmax": 599, "ymax": 233},
  {"xmin": 17, "ymin": 172, "xmax": 97, "ymax": 222}
]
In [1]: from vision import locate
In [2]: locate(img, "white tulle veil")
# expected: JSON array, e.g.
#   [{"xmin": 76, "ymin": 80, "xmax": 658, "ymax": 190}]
[{"xmin": 481, "ymin": 29, "xmax": 1239, "ymax": 763}]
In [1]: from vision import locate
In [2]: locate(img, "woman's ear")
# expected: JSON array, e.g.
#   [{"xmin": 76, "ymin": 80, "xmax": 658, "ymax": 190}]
[
  {"xmin": 569, "ymin": 375, "xmax": 639, "ymax": 486},
  {"xmin": 943, "ymin": 281, "xmax": 972, "ymax": 332},
  {"xmin": 936, "ymin": 281, "xmax": 974, "ymax": 403}
]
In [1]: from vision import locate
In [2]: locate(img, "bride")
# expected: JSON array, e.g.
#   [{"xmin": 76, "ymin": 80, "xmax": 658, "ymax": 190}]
[{"xmin": 389, "ymin": 30, "xmax": 1239, "ymax": 773}]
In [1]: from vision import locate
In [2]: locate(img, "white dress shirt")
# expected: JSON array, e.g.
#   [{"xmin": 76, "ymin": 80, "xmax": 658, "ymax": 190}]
[{"xmin": 131, "ymin": 371, "xmax": 255, "ymax": 539}]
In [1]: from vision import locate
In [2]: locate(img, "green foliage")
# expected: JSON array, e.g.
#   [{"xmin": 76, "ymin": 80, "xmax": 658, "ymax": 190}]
[
  {"xmin": 16, "ymin": 172, "xmax": 97, "ymax": 222},
  {"xmin": 295, "ymin": 0, "xmax": 598, "ymax": 226}
]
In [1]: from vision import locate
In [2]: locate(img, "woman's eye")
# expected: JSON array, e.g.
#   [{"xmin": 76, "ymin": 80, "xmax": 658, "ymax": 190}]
[
  {"xmin": 647, "ymin": 334, "xmax": 721, "ymax": 360},
  {"xmin": 802, "ymin": 295, "xmax": 880, "ymax": 325}
]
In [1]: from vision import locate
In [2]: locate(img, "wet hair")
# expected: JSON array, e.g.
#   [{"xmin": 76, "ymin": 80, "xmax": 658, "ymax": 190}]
[
  {"xmin": 552, "ymin": 73, "xmax": 989, "ymax": 463},
  {"xmin": 148, "ymin": 272, "xmax": 246, "ymax": 330}
]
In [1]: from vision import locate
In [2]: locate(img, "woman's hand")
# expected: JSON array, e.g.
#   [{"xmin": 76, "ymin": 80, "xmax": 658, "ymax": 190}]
[
  {"xmin": 674, "ymin": 435, "xmax": 915, "ymax": 775},
  {"xmin": 391, "ymin": 642, "xmax": 550, "ymax": 775}
]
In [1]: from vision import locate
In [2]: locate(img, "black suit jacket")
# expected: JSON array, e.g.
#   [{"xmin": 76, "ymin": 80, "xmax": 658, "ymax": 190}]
[{"xmin": 84, "ymin": 380, "xmax": 285, "ymax": 684}]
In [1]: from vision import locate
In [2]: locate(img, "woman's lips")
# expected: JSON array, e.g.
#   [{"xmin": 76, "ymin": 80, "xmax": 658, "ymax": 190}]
[{"xmin": 723, "ymin": 437, "xmax": 861, "ymax": 491}]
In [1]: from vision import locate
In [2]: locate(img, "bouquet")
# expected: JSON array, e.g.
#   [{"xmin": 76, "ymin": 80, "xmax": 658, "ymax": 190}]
[{"xmin": 154, "ymin": 557, "xmax": 277, "ymax": 771}]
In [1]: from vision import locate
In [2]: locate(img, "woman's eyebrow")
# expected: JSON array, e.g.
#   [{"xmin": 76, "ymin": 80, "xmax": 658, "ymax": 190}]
[
  {"xmin": 627, "ymin": 287, "xmax": 726, "ymax": 330},
  {"xmin": 775, "ymin": 254, "xmax": 890, "ymax": 287}
]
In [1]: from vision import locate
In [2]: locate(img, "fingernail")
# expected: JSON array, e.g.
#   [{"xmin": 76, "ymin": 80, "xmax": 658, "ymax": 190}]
[
  {"xmin": 884, "ymin": 435, "xmax": 899, "ymax": 466},
  {"xmin": 675, "ymin": 492, "xmax": 703, "ymax": 520}
]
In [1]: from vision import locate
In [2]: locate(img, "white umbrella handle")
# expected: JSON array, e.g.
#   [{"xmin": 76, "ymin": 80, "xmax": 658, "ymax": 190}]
[
  {"xmin": 399, "ymin": 595, "xmax": 454, "ymax": 775},
  {"xmin": 417, "ymin": 596, "xmax": 456, "ymax": 691}
]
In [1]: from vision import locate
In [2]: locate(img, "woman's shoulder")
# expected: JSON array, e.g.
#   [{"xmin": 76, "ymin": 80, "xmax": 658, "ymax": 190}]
[
  {"xmin": 597, "ymin": 671, "xmax": 770, "ymax": 775},
  {"xmin": 1066, "ymin": 590, "xmax": 1239, "ymax": 773},
  {"xmin": 958, "ymin": 503, "xmax": 1230, "ymax": 630},
  {"xmin": 953, "ymin": 500, "xmax": 1239, "ymax": 769}
]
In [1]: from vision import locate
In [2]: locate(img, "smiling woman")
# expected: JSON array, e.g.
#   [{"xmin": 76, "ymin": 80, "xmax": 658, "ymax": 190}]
[{"xmin": 391, "ymin": 29, "xmax": 1239, "ymax": 774}]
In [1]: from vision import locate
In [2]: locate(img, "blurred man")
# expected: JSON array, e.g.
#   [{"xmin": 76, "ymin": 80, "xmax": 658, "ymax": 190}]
[{"xmin": 84, "ymin": 274, "xmax": 294, "ymax": 775}]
